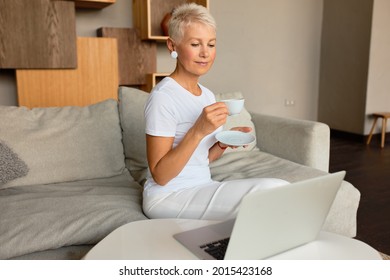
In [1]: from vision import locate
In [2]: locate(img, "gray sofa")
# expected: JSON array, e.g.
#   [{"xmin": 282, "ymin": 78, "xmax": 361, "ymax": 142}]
[{"xmin": 0, "ymin": 86, "xmax": 360, "ymax": 260}]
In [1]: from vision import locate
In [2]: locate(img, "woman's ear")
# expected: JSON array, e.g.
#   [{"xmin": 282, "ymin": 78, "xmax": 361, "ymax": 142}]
[
  {"xmin": 167, "ymin": 38, "xmax": 178, "ymax": 59},
  {"xmin": 167, "ymin": 38, "xmax": 175, "ymax": 52}
]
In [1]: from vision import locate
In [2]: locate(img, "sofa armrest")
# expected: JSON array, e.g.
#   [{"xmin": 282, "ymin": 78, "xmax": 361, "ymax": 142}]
[{"xmin": 251, "ymin": 113, "xmax": 330, "ymax": 172}]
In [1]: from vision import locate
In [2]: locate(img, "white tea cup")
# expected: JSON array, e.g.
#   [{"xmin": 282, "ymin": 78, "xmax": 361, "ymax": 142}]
[{"xmin": 222, "ymin": 98, "xmax": 245, "ymax": 115}]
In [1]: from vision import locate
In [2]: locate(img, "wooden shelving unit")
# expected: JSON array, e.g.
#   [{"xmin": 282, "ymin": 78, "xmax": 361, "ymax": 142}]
[
  {"xmin": 16, "ymin": 37, "xmax": 119, "ymax": 107},
  {"xmin": 0, "ymin": 0, "xmax": 77, "ymax": 69},
  {"xmin": 97, "ymin": 27, "xmax": 157, "ymax": 86},
  {"xmin": 133, "ymin": 0, "xmax": 208, "ymax": 41},
  {"xmin": 140, "ymin": 73, "xmax": 171, "ymax": 92},
  {"xmin": 64, "ymin": 0, "xmax": 116, "ymax": 9}
]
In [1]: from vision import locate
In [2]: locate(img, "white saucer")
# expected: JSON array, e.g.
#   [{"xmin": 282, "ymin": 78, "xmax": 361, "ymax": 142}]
[{"xmin": 216, "ymin": 131, "xmax": 256, "ymax": 147}]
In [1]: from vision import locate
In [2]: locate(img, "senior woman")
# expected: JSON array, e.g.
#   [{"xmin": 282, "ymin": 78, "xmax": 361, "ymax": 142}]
[{"xmin": 143, "ymin": 3, "xmax": 288, "ymax": 220}]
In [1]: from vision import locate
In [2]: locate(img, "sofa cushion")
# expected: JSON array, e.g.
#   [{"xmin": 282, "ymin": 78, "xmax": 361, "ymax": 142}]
[
  {"xmin": 0, "ymin": 171, "xmax": 146, "ymax": 259},
  {"xmin": 0, "ymin": 99, "xmax": 126, "ymax": 189},
  {"xmin": 118, "ymin": 86, "xmax": 149, "ymax": 185},
  {"xmin": 214, "ymin": 91, "xmax": 258, "ymax": 153},
  {"xmin": 210, "ymin": 150, "xmax": 360, "ymax": 237},
  {"xmin": 210, "ymin": 150, "xmax": 326, "ymax": 183}
]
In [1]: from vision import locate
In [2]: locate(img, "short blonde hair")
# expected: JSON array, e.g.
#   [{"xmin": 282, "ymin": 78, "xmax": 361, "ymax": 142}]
[{"xmin": 168, "ymin": 3, "xmax": 216, "ymax": 42}]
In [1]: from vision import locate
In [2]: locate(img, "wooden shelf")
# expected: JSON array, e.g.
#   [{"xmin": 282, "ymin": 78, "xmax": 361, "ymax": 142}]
[
  {"xmin": 0, "ymin": 0, "xmax": 77, "ymax": 69},
  {"xmin": 63, "ymin": 0, "xmax": 116, "ymax": 9},
  {"xmin": 140, "ymin": 73, "xmax": 170, "ymax": 92},
  {"xmin": 16, "ymin": 37, "xmax": 119, "ymax": 108},
  {"xmin": 97, "ymin": 27, "xmax": 157, "ymax": 86},
  {"xmin": 133, "ymin": 0, "xmax": 208, "ymax": 41}
]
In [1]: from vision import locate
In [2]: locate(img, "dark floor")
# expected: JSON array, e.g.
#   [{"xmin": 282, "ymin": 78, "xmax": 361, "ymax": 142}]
[{"xmin": 329, "ymin": 132, "xmax": 390, "ymax": 255}]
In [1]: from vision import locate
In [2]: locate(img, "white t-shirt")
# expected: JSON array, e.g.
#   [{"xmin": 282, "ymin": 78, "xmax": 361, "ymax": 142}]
[{"xmin": 144, "ymin": 77, "xmax": 222, "ymax": 194}]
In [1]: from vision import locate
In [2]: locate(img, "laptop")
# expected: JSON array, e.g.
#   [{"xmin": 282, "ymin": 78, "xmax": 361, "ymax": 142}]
[{"xmin": 173, "ymin": 171, "xmax": 345, "ymax": 260}]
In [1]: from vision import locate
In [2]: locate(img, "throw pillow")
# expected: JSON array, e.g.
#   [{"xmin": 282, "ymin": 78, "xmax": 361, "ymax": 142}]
[
  {"xmin": 118, "ymin": 86, "xmax": 149, "ymax": 184},
  {"xmin": 0, "ymin": 140, "xmax": 29, "ymax": 185},
  {"xmin": 0, "ymin": 99, "xmax": 126, "ymax": 189}
]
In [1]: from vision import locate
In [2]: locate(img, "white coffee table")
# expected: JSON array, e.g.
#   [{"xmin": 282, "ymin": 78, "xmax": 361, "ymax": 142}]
[{"xmin": 83, "ymin": 219, "xmax": 382, "ymax": 260}]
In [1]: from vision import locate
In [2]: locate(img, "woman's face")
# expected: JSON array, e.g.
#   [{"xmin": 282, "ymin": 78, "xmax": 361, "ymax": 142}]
[{"xmin": 175, "ymin": 22, "xmax": 216, "ymax": 78}]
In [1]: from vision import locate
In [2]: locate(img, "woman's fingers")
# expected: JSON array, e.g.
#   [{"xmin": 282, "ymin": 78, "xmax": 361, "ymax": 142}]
[
  {"xmin": 203, "ymin": 103, "xmax": 228, "ymax": 125},
  {"xmin": 204, "ymin": 102, "xmax": 229, "ymax": 117},
  {"xmin": 231, "ymin": 126, "xmax": 252, "ymax": 133}
]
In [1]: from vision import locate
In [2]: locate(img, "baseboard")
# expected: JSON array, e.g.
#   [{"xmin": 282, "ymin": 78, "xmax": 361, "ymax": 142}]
[
  {"xmin": 330, "ymin": 129, "xmax": 390, "ymax": 144},
  {"xmin": 330, "ymin": 129, "xmax": 366, "ymax": 143}
]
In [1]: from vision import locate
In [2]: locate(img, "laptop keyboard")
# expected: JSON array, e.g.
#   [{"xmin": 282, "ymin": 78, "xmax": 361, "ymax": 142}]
[{"xmin": 200, "ymin": 237, "xmax": 230, "ymax": 260}]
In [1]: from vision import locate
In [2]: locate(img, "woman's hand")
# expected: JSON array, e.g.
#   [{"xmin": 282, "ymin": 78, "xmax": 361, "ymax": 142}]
[
  {"xmin": 192, "ymin": 102, "xmax": 229, "ymax": 139},
  {"xmin": 209, "ymin": 126, "xmax": 253, "ymax": 161},
  {"xmin": 228, "ymin": 126, "xmax": 253, "ymax": 149},
  {"xmin": 230, "ymin": 126, "xmax": 252, "ymax": 133}
]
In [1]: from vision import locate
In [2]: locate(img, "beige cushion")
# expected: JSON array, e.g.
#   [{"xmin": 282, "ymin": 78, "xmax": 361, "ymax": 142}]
[
  {"xmin": 0, "ymin": 99, "xmax": 125, "ymax": 189},
  {"xmin": 210, "ymin": 150, "xmax": 359, "ymax": 237},
  {"xmin": 214, "ymin": 91, "xmax": 258, "ymax": 153},
  {"xmin": 118, "ymin": 86, "xmax": 149, "ymax": 184}
]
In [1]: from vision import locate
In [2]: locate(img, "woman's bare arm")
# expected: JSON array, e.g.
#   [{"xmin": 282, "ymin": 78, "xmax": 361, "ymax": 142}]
[{"xmin": 147, "ymin": 102, "xmax": 228, "ymax": 186}]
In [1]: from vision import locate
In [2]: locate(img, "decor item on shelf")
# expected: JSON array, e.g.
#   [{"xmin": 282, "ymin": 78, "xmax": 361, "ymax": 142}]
[{"xmin": 160, "ymin": 11, "xmax": 172, "ymax": 36}]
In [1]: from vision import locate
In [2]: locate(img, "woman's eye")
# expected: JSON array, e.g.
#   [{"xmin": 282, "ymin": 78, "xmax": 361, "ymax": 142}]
[
  {"xmin": 191, "ymin": 43, "xmax": 199, "ymax": 47},
  {"xmin": 208, "ymin": 44, "xmax": 215, "ymax": 48}
]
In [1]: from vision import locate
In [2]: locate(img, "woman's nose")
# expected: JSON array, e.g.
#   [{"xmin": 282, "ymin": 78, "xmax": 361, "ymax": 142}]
[{"xmin": 200, "ymin": 47, "xmax": 209, "ymax": 58}]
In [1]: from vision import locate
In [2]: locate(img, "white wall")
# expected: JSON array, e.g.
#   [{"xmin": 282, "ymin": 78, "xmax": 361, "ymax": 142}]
[
  {"xmin": 156, "ymin": 0, "xmax": 324, "ymax": 120},
  {"xmin": 0, "ymin": 0, "xmax": 324, "ymax": 121},
  {"xmin": 205, "ymin": 0, "xmax": 323, "ymax": 120},
  {"xmin": 365, "ymin": 0, "xmax": 390, "ymax": 134}
]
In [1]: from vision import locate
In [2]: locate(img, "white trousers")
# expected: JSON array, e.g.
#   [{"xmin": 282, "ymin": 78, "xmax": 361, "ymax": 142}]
[{"xmin": 143, "ymin": 178, "xmax": 289, "ymax": 220}]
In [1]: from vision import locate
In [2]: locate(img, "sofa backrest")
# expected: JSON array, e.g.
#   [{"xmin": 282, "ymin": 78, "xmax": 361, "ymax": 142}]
[{"xmin": 0, "ymin": 99, "xmax": 126, "ymax": 189}]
